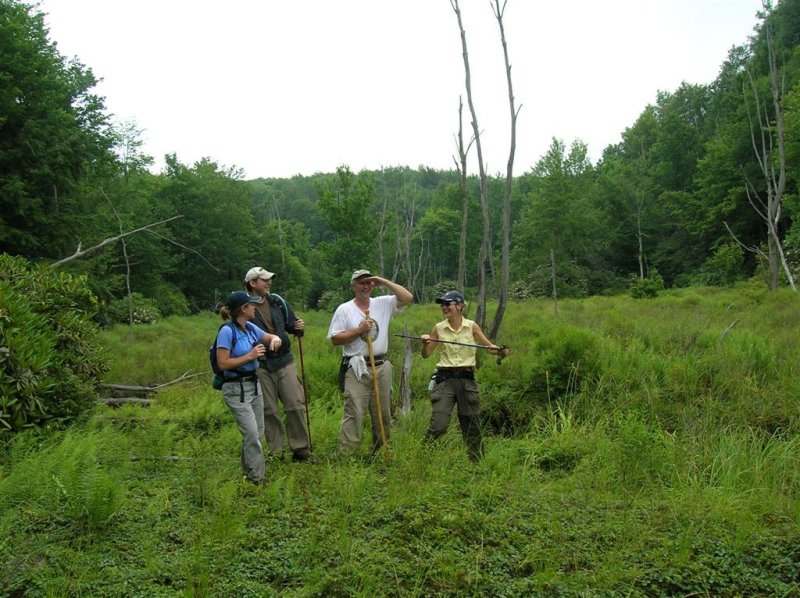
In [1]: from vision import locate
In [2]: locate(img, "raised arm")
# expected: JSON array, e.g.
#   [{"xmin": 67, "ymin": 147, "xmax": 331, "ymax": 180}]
[{"xmin": 369, "ymin": 276, "xmax": 413, "ymax": 308}]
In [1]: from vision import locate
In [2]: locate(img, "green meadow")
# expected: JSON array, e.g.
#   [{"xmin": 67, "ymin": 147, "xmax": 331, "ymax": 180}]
[{"xmin": 2, "ymin": 286, "xmax": 799, "ymax": 597}]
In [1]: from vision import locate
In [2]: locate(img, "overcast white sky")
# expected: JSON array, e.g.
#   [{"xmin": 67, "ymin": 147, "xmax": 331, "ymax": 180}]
[{"xmin": 38, "ymin": 0, "xmax": 762, "ymax": 179}]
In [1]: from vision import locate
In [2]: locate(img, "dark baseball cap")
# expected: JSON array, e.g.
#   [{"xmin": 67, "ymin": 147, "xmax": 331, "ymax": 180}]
[
  {"xmin": 225, "ymin": 291, "xmax": 260, "ymax": 311},
  {"xmin": 435, "ymin": 291, "xmax": 465, "ymax": 304}
]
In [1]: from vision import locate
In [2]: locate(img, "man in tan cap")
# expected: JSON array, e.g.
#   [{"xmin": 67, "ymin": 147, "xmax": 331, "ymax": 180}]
[
  {"xmin": 244, "ymin": 267, "xmax": 311, "ymax": 461},
  {"xmin": 327, "ymin": 269, "xmax": 412, "ymax": 457}
]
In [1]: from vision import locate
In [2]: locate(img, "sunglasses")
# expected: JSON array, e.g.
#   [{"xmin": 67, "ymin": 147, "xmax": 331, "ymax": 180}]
[{"xmin": 440, "ymin": 301, "xmax": 459, "ymax": 307}]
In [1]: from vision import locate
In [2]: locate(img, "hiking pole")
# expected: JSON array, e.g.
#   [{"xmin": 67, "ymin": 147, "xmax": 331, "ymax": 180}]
[
  {"xmin": 296, "ymin": 335, "xmax": 312, "ymax": 452},
  {"xmin": 365, "ymin": 310, "xmax": 390, "ymax": 460},
  {"xmin": 393, "ymin": 334, "xmax": 510, "ymax": 365}
]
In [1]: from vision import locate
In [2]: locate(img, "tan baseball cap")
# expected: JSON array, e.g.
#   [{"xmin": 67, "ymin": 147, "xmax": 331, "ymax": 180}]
[
  {"xmin": 350, "ymin": 269, "xmax": 372, "ymax": 282},
  {"xmin": 244, "ymin": 267, "xmax": 275, "ymax": 282}
]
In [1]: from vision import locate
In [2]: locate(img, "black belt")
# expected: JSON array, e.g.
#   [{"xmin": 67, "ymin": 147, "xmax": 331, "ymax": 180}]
[
  {"xmin": 435, "ymin": 368, "xmax": 475, "ymax": 382},
  {"xmin": 221, "ymin": 370, "xmax": 258, "ymax": 402},
  {"xmin": 344, "ymin": 354, "xmax": 386, "ymax": 365},
  {"xmin": 221, "ymin": 370, "xmax": 257, "ymax": 383}
]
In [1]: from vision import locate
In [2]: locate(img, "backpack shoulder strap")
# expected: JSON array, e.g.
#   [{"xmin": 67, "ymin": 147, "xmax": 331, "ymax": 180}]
[
  {"xmin": 243, "ymin": 320, "xmax": 261, "ymax": 342},
  {"xmin": 229, "ymin": 321, "xmax": 240, "ymax": 349},
  {"xmin": 271, "ymin": 293, "xmax": 290, "ymax": 321},
  {"xmin": 216, "ymin": 321, "xmax": 239, "ymax": 350}
]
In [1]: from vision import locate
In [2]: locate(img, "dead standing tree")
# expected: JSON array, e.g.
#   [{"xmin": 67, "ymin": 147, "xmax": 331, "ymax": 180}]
[
  {"xmin": 452, "ymin": 96, "xmax": 475, "ymax": 293},
  {"xmin": 391, "ymin": 182, "xmax": 428, "ymax": 297},
  {"xmin": 488, "ymin": 0, "xmax": 520, "ymax": 340},
  {"xmin": 740, "ymin": 2, "xmax": 796, "ymax": 291},
  {"xmin": 451, "ymin": 0, "xmax": 492, "ymax": 328},
  {"xmin": 747, "ymin": 1, "xmax": 797, "ymax": 292}
]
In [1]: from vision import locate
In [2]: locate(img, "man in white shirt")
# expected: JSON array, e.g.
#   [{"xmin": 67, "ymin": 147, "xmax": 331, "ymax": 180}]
[{"xmin": 327, "ymin": 269, "xmax": 413, "ymax": 456}]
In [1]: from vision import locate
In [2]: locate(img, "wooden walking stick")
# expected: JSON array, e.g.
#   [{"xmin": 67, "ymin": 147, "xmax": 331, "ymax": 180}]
[
  {"xmin": 364, "ymin": 310, "xmax": 389, "ymax": 460},
  {"xmin": 296, "ymin": 335, "xmax": 312, "ymax": 452}
]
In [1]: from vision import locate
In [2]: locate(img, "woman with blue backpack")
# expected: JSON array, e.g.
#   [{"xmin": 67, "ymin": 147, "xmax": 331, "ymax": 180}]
[{"xmin": 215, "ymin": 290, "xmax": 282, "ymax": 485}]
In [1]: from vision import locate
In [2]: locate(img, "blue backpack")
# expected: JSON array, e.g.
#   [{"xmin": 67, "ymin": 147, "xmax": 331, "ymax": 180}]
[{"xmin": 210, "ymin": 321, "xmax": 255, "ymax": 390}]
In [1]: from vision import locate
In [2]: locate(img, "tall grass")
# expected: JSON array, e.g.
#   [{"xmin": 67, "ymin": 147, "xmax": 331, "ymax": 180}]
[{"xmin": 1, "ymin": 286, "xmax": 799, "ymax": 596}]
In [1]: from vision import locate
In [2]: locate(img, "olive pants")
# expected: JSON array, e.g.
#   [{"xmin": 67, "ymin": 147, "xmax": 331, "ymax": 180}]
[{"xmin": 426, "ymin": 377, "xmax": 483, "ymax": 462}]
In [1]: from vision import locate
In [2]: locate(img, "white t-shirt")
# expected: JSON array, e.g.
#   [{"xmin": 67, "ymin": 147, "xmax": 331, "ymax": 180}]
[{"xmin": 327, "ymin": 294, "xmax": 400, "ymax": 357}]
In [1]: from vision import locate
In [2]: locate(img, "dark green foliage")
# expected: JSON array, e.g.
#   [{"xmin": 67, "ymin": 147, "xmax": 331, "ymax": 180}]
[
  {"xmin": 633, "ymin": 536, "xmax": 800, "ymax": 597},
  {"xmin": 315, "ymin": 165, "xmax": 377, "ymax": 281},
  {"xmin": 531, "ymin": 261, "xmax": 590, "ymax": 298},
  {"xmin": 0, "ymin": 254, "xmax": 108, "ymax": 434},
  {"xmin": 158, "ymin": 156, "xmax": 260, "ymax": 310},
  {"xmin": 432, "ymin": 279, "xmax": 460, "ymax": 298},
  {"xmin": 629, "ymin": 271, "xmax": 665, "ymax": 298},
  {"xmin": 0, "ymin": 0, "xmax": 113, "ymax": 258},
  {"xmin": 698, "ymin": 242, "xmax": 746, "ymax": 286},
  {"xmin": 481, "ymin": 323, "xmax": 602, "ymax": 433},
  {"xmin": 5, "ymin": 0, "xmax": 800, "ymax": 326}
]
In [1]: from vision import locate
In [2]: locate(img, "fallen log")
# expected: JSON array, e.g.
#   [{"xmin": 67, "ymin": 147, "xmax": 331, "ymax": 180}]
[
  {"xmin": 101, "ymin": 371, "xmax": 203, "ymax": 395},
  {"xmin": 99, "ymin": 397, "xmax": 153, "ymax": 407}
]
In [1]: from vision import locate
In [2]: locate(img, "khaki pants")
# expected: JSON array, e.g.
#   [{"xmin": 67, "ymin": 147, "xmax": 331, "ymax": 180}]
[
  {"xmin": 339, "ymin": 362, "xmax": 392, "ymax": 456},
  {"xmin": 256, "ymin": 362, "xmax": 311, "ymax": 457}
]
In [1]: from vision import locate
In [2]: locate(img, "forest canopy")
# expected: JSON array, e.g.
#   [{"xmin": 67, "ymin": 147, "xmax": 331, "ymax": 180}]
[{"xmin": 3, "ymin": 0, "xmax": 800, "ymax": 322}]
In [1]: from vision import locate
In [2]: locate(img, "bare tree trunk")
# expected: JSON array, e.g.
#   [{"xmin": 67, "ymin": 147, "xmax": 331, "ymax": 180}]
[
  {"xmin": 725, "ymin": 0, "xmax": 797, "ymax": 293},
  {"xmin": 452, "ymin": 96, "xmax": 474, "ymax": 292},
  {"xmin": 551, "ymin": 248, "xmax": 559, "ymax": 318},
  {"xmin": 637, "ymin": 195, "xmax": 645, "ymax": 279},
  {"xmin": 452, "ymin": 0, "xmax": 491, "ymax": 328},
  {"xmin": 740, "ymin": 3, "xmax": 796, "ymax": 292},
  {"xmin": 397, "ymin": 324, "xmax": 412, "ymax": 415},
  {"xmin": 489, "ymin": 0, "xmax": 520, "ymax": 340},
  {"xmin": 377, "ymin": 168, "xmax": 390, "ymax": 276},
  {"xmin": 272, "ymin": 195, "xmax": 287, "ymax": 270},
  {"xmin": 392, "ymin": 183, "xmax": 421, "ymax": 295},
  {"xmin": 763, "ymin": 6, "xmax": 795, "ymax": 291}
]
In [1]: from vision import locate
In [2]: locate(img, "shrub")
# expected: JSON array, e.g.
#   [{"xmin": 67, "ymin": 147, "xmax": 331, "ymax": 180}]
[
  {"xmin": 150, "ymin": 283, "xmax": 190, "ymax": 317},
  {"xmin": 432, "ymin": 279, "xmax": 460, "ymax": 298},
  {"xmin": 102, "ymin": 292, "xmax": 162, "ymax": 326},
  {"xmin": 316, "ymin": 289, "xmax": 349, "ymax": 312},
  {"xmin": 481, "ymin": 323, "xmax": 603, "ymax": 433},
  {"xmin": 0, "ymin": 254, "xmax": 108, "ymax": 435},
  {"xmin": 509, "ymin": 279, "xmax": 534, "ymax": 300},
  {"xmin": 699, "ymin": 243, "xmax": 745, "ymax": 287},
  {"xmin": 629, "ymin": 270, "xmax": 665, "ymax": 299},
  {"xmin": 527, "ymin": 261, "xmax": 589, "ymax": 298},
  {"xmin": 600, "ymin": 412, "xmax": 674, "ymax": 489}
]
